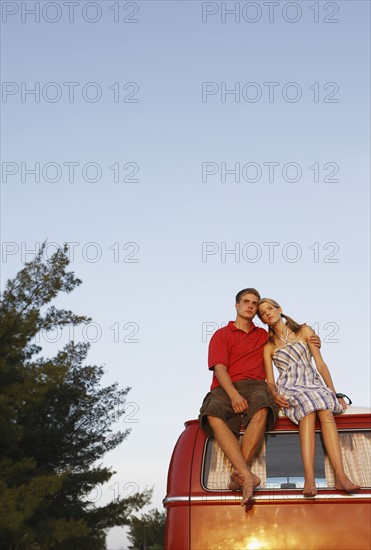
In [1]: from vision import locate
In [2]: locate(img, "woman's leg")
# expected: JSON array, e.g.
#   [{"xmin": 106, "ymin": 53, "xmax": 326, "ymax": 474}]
[
  {"xmin": 317, "ymin": 410, "xmax": 360, "ymax": 492},
  {"xmin": 299, "ymin": 412, "xmax": 317, "ymax": 496}
]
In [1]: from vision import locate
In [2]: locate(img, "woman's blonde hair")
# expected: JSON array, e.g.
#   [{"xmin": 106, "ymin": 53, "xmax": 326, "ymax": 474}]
[{"xmin": 257, "ymin": 298, "xmax": 305, "ymax": 343}]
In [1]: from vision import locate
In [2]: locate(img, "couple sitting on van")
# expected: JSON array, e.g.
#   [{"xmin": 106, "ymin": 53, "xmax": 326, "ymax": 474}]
[{"xmin": 198, "ymin": 287, "xmax": 360, "ymax": 505}]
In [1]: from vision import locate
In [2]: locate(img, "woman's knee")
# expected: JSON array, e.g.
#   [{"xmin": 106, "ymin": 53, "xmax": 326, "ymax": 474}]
[{"xmin": 318, "ymin": 410, "xmax": 335, "ymax": 424}]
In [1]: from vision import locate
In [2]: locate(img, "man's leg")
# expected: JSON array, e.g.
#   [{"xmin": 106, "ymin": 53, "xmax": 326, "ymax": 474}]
[
  {"xmin": 208, "ymin": 415, "xmax": 259, "ymax": 505},
  {"xmin": 241, "ymin": 407, "xmax": 268, "ymax": 466},
  {"xmin": 229, "ymin": 407, "xmax": 268, "ymax": 490}
]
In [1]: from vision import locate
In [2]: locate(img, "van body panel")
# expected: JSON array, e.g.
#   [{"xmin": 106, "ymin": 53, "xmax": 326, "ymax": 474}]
[
  {"xmin": 164, "ymin": 506, "xmax": 189, "ymax": 550},
  {"xmin": 164, "ymin": 421, "xmax": 200, "ymax": 549},
  {"xmin": 164, "ymin": 409, "xmax": 371, "ymax": 550},
  {"xmin": 190, "ymin": 499, "xmax": 371, "ymax": 549},
  {"xmin": 166, "ymin": 421, "xmax": 198, "ymax": 497}
]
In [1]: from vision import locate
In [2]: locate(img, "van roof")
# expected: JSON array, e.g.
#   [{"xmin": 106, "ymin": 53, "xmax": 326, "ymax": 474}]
[
  {"xmin": 342, "ymin": 406, "xmax": 371, "ymax": 414},
  {"xmin": 184, "ymin": 405, "xmax": 371, "ymax": 427}
]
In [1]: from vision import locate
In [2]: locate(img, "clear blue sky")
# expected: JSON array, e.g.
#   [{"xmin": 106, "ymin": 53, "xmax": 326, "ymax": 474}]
[{"xmin": 1, "ymin": 1, "xmax": 370, "ymax": 548}]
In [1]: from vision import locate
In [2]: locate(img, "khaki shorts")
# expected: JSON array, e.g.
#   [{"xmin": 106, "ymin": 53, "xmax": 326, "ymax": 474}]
[{"xmin": 199, "ymin": 379, "xmax": 279, "ymax": 437}]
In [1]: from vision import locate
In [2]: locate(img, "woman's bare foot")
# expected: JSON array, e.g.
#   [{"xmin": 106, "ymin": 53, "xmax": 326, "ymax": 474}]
[
  {"xmin": 303, "ymin": 485, "xmax": 317, "ymax": 497},
  {"xmin": 335, "ymin": 476, "xmax": 361, "ymax": 493},
  {"xmin": 303, "ymin": 479, "xmax": 317, "ymax": 497}
]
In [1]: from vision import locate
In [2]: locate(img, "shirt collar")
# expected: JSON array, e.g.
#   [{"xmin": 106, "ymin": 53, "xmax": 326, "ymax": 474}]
[{"xmin": 228, "ymin": 320, "xmax": 257, "ymax": 333}]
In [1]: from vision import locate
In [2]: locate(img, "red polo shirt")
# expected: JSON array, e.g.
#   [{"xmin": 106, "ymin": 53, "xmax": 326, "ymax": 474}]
[{"xmin": 208, "ymin": 321, "xmax": 268, "ymax": 390}]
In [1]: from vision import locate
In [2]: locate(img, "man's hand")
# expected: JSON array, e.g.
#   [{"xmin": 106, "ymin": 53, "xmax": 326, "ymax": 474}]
[
  {"xmin": 309, "ymin": 333, "xmax": 321, "ymax": 348},
  {"xmin": 231, "ymin": 392, "xmax": 248, "ymax": 413}
]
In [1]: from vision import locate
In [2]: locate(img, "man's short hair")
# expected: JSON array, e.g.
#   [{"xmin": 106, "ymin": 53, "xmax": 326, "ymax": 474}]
[{"xmin": 235, "ymin": 288, "xmax": 261, "ymax": 303}]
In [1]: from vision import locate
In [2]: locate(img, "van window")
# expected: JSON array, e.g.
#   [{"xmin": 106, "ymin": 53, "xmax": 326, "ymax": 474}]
[
  {"xmin": 202, "ymin": 430, "xmax": 371, "ymax": 491},
  {"xmin": 265, "ymin": 432, "xmax": 325, "ymax": 488}
]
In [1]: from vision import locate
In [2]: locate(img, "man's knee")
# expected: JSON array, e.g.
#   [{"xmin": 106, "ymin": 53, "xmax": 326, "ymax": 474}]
[
  {"xmin": 251, "ymin": 407, "xmax": 268, "ymax": 423},
  {"xmin": 207, "ymin": 415, "xmax": 223, "ymax": 429}
]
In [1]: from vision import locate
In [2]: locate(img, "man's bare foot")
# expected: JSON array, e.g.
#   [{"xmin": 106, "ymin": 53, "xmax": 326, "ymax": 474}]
[
  {"xmin": 241, "ymin": 471, "xmax": 259, "ymax": 506},
  {"xmin": 228, "ymin": 469, "xmax": 261, "ymax": 492},
  {"xmin": 335, "ymin": 476, "xmax": 361, "ymax": 493},
  {"xmin": 228, "ymin": 470, "xmax": 244, "ymax": 491}
]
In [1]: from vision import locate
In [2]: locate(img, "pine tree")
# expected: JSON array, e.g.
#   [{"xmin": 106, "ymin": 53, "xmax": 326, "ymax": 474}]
[
  {"xmin": 0, "ymin": 243, "xmax": 151, "ymax": 549},
  {"xmin": 127, "ymin": 508, "xmax": 166, "ymax": 550}
]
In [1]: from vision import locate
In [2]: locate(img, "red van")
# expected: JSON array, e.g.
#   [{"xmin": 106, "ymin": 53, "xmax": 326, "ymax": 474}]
[{"xmin": 164, "ymin": 407, "xmax": 371, "ymax": 550}]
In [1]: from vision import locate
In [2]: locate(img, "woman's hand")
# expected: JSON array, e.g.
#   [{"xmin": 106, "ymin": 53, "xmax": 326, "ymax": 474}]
[
  {"xmin": 274, "ymin": 393, "xmax": 289, "ymax": 408},
  {"xmin": 337, "ymin": 396, "xmax": 348, "ymax": 410}
]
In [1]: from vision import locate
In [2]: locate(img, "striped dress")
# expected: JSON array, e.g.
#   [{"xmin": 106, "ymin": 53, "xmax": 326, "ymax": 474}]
[{"xmin": 273, "ymin": 340, "xmax": 343, "ymax": 424}]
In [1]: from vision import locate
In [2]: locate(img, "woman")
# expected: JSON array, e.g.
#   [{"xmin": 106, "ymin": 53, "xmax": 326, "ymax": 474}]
[{"xmin": 257, "ymin": 298, "xmax": 360, "ymax": 497}]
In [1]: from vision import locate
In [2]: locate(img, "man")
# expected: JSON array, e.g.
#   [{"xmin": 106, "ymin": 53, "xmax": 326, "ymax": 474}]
[{"xmin": 199, "ymin": 287, "xmax": 318, "ymax": 505}]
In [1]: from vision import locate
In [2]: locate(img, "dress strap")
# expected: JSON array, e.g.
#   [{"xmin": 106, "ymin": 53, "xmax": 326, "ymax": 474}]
[{"xmin": 277, "ymin": 326, "xmax": 289, "ymax": 344}]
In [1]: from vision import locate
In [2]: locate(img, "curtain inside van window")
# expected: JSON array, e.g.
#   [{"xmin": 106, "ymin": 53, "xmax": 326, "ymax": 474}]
[{"xmin": 324, "ymin": 432, "xmax": 371, "ymax": 487}]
